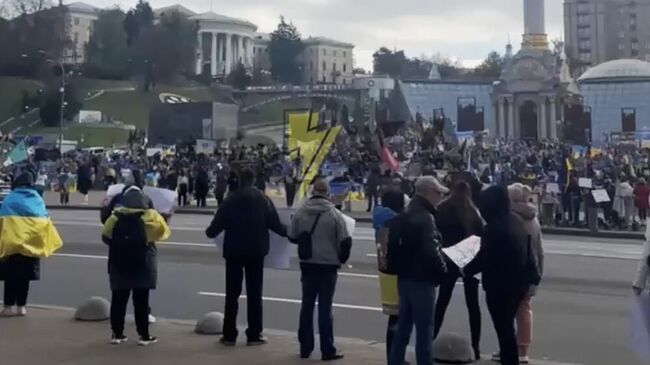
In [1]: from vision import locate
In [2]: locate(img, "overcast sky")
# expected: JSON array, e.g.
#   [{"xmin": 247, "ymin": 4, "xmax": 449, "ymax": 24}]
[{"xmin": 78, "ymin": 0, "xmax": 564, "ymax": 70}]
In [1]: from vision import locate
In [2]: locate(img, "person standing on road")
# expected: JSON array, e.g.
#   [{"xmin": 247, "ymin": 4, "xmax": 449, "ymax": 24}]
[
  {"xmin": 77, "ymin": 160, "xmax": 93, "ymax": 204},
  {"xmin": 633, "ymin": 224, "xmax": 650, "ymax": 295},
  {"xmin": 195, "ymin": 167, "xmax": 209, "ymax": 208},
  {"xmin": 465, "ymin": 186, "xmax": 540, "ymax": 365},
  {"xmin": 0, "ymin": 169, "xmax": 63, "ymax": 317},
  {"xmin": 177, "ymin": 171, "xmax": 189, "ymax": 207},
  {"xmin": 433, "ymin": 181, "xmax": 484, "ymax": 361},
  {"xmin": 289, "ymin": 179, "xmax": 352, "ymax": 361},
  {"xmin": 102, "ymin": 186, "xmax": 170, "ymax": 346},
  {"xmin": 633, "ymin": 178, "xmax": 650, "ymax": 222},
  {"xmin": 507, "ymin": 183, "xmax": 544, "ymax": 364},
  {"xmin": 387, "ymin": 176, "xmax": 448, "ymax": 365},
  {"xmin": 205, "ymin": 169, "xmax": 287, "ymax": 346},
  {"xmin": 366, "ymin": 168, "xmax": 381, "ymax": 212},
  {"xmin": 372, "ymin": 190, "xmax": 406, "ymax": 362}
]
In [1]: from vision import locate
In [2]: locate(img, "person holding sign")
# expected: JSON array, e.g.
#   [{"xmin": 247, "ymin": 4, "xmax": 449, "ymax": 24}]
[{"xmin": 433, "ymin": 181, "xmax": 485, "ymax": 361}]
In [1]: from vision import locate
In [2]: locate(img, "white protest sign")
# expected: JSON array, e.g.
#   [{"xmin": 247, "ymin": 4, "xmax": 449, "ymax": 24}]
[
  {"xmin": 442, "ymin": 235, "xmax": 481, "ymax": 269},
  {"xmin": 146, "ymin": 147, "xmax": 163, "ymax": 157},
  {"xmin": 579, "ymin": 178, "xmax": 593, "ymax": 189},
  {"xmin": 342, "ymin": 213, "xmax": 356, "ymax": 238},
  {"xmin": 106, "ymin": 184, "xmax": 125, "ymax": 199},
  {"xmin": 546, "ymin": 183, "xmax": 560, "ymax": 194},
  {"xmin": 143, "ymin": 186, "xmax": 177, "ymax": 215},
  {"xmin": 592, "ymin": 189, "xmax": 611, "ymax": 203},
  {"xmin": 214, "ymin": 210, "xmax": 292, "ymax": 270}
]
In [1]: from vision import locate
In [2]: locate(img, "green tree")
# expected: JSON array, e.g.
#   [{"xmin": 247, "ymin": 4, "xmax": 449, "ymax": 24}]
[
  {"xmin": 372, "ymin": 47, "xmax": 405, "ymax": 77},
  {"xmin": 39, "ymin": 81, "xmax": 82, "ymax": 127},
  {"xmin": 268, "ymin": 16, "xmax": 303, "ymax": 84},
  {"xmin": 472, "ymin": 51, "xmax": 505, "ymax": 78},
  {"xmin": 133, "ymin": 10, "xmax": 197, "ymax": 88},
  {"xmin": 85, "ymin": 8, "xmax": 130, "ymax": 79},
  {"xmin": 226, "ymin": 62, "xmax": 252, "ymax": 90},
  {"xmin": 124, "ymin": 0, "xmax": 153, "ymax": 47}
]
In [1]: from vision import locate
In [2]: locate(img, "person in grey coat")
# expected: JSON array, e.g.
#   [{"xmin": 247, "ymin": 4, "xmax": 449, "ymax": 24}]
[{"xmin": 290, "ymin": 179, "xmax": 352, "ymax": 361}]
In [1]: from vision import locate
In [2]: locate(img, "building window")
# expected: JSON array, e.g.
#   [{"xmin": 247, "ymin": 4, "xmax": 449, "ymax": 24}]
[
  {"xmin": 343, "ymin": 63, "xmax": 347, "ymax": 72},
  {"xmin": 645, "ymin": 55, "xmax": 650, "ymax": 62},
  {"xmin": 619, "ymin": 43, "xmax": 625, "ymax": 50},
  {"xmin": 632, "ymin": 42, "xmax": 640, "ymax": 50},
  {"xmin": 323, "ymin": 75, "xmax": 326, "ymax": 83},
  {"xmin": 323, "ymin": 49, "xmax": 327, "ymax": 56},
  {"xmin": 322, "ymin": 61, "xmax": 326, "ymax": 71},
  {"xmin": 343, "ymin": 79, "xmax": 346, "ymax": 85},
  {"xmin": 579, "ymin": 52, "xmax": 591, "ymax": 61},
  {"xmin": 74, "ymin": 17, "xmax": 80, "ymax": 25},
  {"xmin": 343, "ymin": 51, "xmax": 347, "ymax": 58},
  {"xmin": 74, "ymin": 32, "xmax": 79, "ymax": 44},
  {"xmin": 619, "ymin": 31, "xmax": 625, "ymax": 39},
  {"xmin": 333, "ymin": 62, "xmax": 337, "ymax": 72},
  {"xmin": 333, "ymin": 50, "xmax": 337, "ymax": 57},
  {"xmin": 310, "ymin": 60, "xmax": 313, "ymax": 70}
]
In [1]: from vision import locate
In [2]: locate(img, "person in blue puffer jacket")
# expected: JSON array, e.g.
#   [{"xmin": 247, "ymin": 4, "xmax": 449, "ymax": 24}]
[{"xmin": 372, "ymin": 190, "xmax": 406, "ymax": 362}]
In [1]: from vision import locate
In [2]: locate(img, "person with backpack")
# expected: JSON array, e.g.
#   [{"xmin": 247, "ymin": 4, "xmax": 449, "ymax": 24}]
[
  {"xmin": 205, "ymin": 169, "xmax": 286, "ymax": 347},
  {"xmin": 101, "ymin": 186, "xmax": 170, "ymax": 346},
  {"xmin": 289, "ymin": 179, "xmax": 352, "ymax": 361}
]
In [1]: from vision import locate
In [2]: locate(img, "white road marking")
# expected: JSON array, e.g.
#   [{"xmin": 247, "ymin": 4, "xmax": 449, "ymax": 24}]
[
  {"xmin": 28, "ymin": 119, "xmax": 40, "ymax": 127},
  {"xmin": 55, "ymin": 253, "xmax": 107, "ymax": 260},
  {"xmin": 10, "ymin": 126, "xmax": 22, "ymax": 134},
  {"xmin": 198, "ymin": 291, "xmax": 383, "ymax": 312}
]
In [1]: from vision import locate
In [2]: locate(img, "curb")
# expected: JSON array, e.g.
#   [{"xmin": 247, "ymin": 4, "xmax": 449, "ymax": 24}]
[{"xmin": 45, "ymin": 205, "xmax": 645, "ymax": 239}]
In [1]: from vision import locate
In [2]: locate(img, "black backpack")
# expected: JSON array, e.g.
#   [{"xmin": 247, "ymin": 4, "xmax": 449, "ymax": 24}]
[{"xmin": 109, "ymin": 212, "xmax": 148, "ymax": 275}]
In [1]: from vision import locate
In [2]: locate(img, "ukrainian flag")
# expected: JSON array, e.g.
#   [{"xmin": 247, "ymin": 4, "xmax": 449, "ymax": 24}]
[{"xmin": 0, "ymin": 188, "xmax": 63, "ymax": 258}]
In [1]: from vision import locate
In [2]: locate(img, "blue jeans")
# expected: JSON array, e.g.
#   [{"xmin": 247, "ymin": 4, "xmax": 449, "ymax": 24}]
[
  {"xmin": 389, "ymin": 278, "xmax": 437, "ymax": 365},
  {"xmin": 298, "ymin": 264, "xmax": 338, "ymax": 357}
]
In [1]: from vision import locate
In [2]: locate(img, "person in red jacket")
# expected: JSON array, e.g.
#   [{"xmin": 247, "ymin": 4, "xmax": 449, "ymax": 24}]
[{"xmin": 633, "ymin": 178, "xmax": 650, "ymax": 222}]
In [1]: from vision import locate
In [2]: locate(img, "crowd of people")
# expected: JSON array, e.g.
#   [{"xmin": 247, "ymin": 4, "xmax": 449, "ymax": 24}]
[{"xmin": 0, "ymin": 151, "xmax": 649, "ymax": 365}]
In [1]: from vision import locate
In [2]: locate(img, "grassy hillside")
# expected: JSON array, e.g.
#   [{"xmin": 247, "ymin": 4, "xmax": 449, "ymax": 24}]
[{"xmin": 0, "ymin": 77, "xmax": 44, "ymax": 123}]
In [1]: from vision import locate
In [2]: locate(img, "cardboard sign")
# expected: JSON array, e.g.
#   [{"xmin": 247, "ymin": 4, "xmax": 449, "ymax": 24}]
[{"xmin": 442, "ymin": 235, "xmax": 481, "ymax": 269}]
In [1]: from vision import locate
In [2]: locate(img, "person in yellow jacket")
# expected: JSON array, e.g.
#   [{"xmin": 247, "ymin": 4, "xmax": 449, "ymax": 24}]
[
  {"xmin": 0, "ymin": 169, "xmax": 63, "ymax": 317},
  {"xmin": 372, "ymin": 189, "xmax": 406, "ymax": 362},
  {"xmin": 102, "ymin": 186, "xmax": 170, "ymax": 346}
]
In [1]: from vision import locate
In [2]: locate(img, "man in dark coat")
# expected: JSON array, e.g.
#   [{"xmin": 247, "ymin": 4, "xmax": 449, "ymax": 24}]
[{"xmin": 205, "ymin": 169, "xmax": 287, "ymax": 346}]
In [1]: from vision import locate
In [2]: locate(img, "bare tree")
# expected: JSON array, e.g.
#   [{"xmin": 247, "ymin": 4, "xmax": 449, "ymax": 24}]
[{"xmin": 10, "ymin": 0, "xmax": 51, "ymax": 15}]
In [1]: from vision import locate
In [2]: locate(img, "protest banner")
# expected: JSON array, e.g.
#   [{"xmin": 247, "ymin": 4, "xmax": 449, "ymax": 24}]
[
  {"xmin": 592, "ymin": 189, "xmax": 611, "ymax": 203},
  {"xmin": 579, "ymin": 178, "xmax": 593, "ymax": 189}
]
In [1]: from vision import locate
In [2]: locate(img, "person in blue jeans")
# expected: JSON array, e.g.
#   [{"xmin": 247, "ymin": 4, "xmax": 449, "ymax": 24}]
[
  {"xmin": 386, "ymin": 176, "xmax": 448, "ymax": 365},
  {"xmin": 289, "ymin": 179, "xmax": 352, "ymax": 361}
]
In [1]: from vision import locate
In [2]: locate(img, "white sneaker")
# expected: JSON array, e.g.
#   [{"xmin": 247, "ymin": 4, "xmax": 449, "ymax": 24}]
[
  {"xmin": 0, "ymin": 306, "xmax": 16, "ymax": 317},
  {"xmin": 148, "ymin": 314, "xmax": 156, "ymax": 324},
  {"xmin": 491, "ymin": 352, "xmax": 501, "ymax": 362},
  {"xmin": 16, "ymin": 306, "xmax": 26, "ymax": 316},
  {"xmin": 519, "ymin": 356, "xmax": 530, "ymax": 364}
]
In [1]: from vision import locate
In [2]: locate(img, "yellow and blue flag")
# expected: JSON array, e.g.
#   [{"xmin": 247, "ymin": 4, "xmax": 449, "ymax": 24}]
[{"xmin": 0, "ymin": 188, "xmax": 63, "ymax": 258}]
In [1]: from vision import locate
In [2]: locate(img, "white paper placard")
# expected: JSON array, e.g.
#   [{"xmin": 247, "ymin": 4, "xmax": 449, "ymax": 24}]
[
  {"xmin": 579, "ymin": 178, "xmax": 593, "ymax": 188},
  {"xmin": 546, "ymin": 183, "xmax": 560, "ymax": 194},
  {"xmin": 143, "ymin": 186, "xmax": 177, "ymax": 214},
  {"xmin": 592, "ymin": 189, "xmax": 611, "ymax": 203},
  {"xmin": 106, "ymin": 184, "xmax": 125, "ymax": 199},
  {"xmin": 442, "ymin": 235, "xmax": 481, "ymax": 269},
  {"xmin": 214, "ymin": 210, "xmax": 293, "ymax": 270},
  {"xmin": 341, "ymin": 213, "xmax": 356, "ymax": 238}
]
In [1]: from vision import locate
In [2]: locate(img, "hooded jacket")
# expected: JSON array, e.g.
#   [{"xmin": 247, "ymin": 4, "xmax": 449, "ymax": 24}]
[
  {"xmin": 290, "ymin": 196, "xmax": 351, "ymax": 267},
  {"xmin": 466, "ymin": 186, "xmax": 536, "ymax": 294},
  {"xmin": 511, "ymin": 201, "xmax": 545, "ymax": 276}
]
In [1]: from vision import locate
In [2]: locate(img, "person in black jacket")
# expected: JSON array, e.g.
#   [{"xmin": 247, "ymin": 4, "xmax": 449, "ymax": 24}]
[
  {"xmin": 205, "ymin": 169, "xmax": 287, "ymax": 346},
  {"xmin": 433, "ymin": 181, "xmax": 485, "ymax": 361},
  {"xmin": 465, "ymin": 186, "xmax": 540, "ymax": 365},
  {"xmin": 387, "ymin": 176, "xmax": 448, "ymax": 365}
]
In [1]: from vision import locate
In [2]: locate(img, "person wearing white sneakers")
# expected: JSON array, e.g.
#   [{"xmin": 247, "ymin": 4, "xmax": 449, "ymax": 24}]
[{"xmin": 0, "ymin": 168, "xmax": 63, "ymax": 318}]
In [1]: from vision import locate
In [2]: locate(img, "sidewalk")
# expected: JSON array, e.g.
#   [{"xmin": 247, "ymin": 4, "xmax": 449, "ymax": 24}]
[
  {"xmin": 0, "ymin": 306, "xmax": 579, "ymax": 365},
  {"xmin": 42, "ymin": 190, "xmax": 646, "ymax": 239}
]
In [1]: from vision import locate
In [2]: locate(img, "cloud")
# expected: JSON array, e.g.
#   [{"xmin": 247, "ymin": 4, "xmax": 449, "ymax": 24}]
[{"xmin": 76, "ymin": 0, "xmax": 563, "ymax": 70}]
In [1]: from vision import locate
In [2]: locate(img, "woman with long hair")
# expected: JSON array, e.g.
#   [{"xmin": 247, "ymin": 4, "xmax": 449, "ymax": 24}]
[{"xmin": 433, "ymin": 181, "xmax": 484, "ymax": 360}]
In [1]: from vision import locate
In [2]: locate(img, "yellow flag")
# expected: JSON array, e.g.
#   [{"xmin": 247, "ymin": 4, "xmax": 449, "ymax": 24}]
[{"xmin": 286, "ymin": 110, "xmax": 341, "ymax": 198}]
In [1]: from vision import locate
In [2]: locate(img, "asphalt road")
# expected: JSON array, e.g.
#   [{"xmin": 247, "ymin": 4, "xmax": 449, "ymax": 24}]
[{"xmin": 4, "ymin": 210, "xmax": 647, "ymax": 365}]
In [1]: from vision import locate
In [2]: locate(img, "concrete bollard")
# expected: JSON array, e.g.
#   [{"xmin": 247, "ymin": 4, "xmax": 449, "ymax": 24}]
[
  {"xmin": 195, "ymin": 312, "xmax": 224, "ymax": 335},
  {"xmin": 433, "ymin": 332, "xmax": 475, "ymax": 364},
  {"xmin": 74, "ymin": 296, "xmax": 110, "ymax": 321}
]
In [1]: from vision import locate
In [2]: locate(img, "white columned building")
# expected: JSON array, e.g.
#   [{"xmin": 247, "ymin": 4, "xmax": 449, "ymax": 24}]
[{"xmin": 189, "ymin": 12, "xmax": 257, "ymax": 77}]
